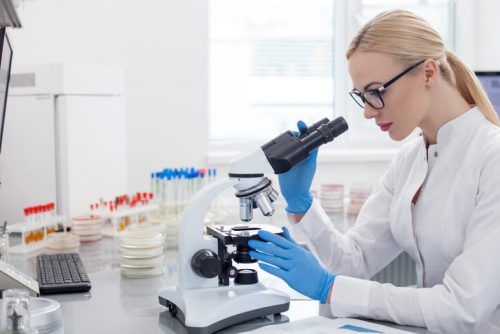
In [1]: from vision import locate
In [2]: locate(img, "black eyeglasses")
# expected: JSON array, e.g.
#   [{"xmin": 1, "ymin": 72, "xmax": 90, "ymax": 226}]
[{"xmin": 349, "ymin": 60, "xmax": 425, "ymax": 110}]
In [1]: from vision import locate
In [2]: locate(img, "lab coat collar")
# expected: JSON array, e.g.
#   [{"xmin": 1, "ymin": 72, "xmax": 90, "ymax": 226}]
[{"xmin": 434, "ymin": 106, "xmax": 483, "ymax": 146}]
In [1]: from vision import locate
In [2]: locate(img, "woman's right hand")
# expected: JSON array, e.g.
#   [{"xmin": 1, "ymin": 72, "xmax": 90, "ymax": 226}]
[{"xmin": 278, "ymin": 120, "xmax": 318, "ymax": 214}]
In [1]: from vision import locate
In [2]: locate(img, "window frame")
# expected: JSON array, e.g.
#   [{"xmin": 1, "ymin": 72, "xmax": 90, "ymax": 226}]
[{"xmin": 207, "ymin": 0, "xmax": 459, "ymax": 163}]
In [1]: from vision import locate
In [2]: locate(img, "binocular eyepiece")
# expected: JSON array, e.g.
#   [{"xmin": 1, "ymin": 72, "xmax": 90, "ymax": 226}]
[{"xmin": 262, "ymin": 116, "xmax": 348, "ymax": 174}]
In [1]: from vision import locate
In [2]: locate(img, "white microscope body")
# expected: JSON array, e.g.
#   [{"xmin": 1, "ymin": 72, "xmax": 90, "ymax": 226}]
[
  {"xmin": 158, "ymin": 117, "xmax": 348, "ymax": 334},
  {"xmin": 158, "ymin": 149, "xmax": 288, "ymax": 334}
]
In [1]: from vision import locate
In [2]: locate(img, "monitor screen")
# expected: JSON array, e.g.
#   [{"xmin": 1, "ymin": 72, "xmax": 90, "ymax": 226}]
[
  {"xmin": 476, "ymin": 71, "xmax": 500, "ymax": 117},
  {"xmin": 0, "ymin": 28, "xmax": 13, "ymax": 155}
]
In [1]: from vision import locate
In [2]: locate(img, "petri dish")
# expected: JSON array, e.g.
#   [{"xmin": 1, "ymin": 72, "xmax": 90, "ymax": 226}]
[
  {"xmin": 119, "ymin": 255, "xmax": 164, "ymax": 268},
  {"xmin": 120, "ymin": 266, "xmax": 164, "ymax": 278},
  {"xmin": 118, "ymin": 246, "xmax": 164, "ymax": 258},
  {"xmin": 46, "ymin": 232, "xmax": 80, "ymax": 250},
  {"xmin": 118, "ymin": 231, "xmax": 165, "ymax": 248}
]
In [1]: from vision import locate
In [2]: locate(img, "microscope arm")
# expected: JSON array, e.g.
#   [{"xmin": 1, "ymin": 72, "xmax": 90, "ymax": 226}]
[{"xmin": 178, "ymin": 177, "xmax": 238, "ymax": 289}]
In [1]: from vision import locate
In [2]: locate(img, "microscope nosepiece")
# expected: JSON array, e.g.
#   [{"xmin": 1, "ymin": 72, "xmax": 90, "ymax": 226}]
[{"xmin": 235, "ymin": 177, "xmax": 278, "ymax": 221}]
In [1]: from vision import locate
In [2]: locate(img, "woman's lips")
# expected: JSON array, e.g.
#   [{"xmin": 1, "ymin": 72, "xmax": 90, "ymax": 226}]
[{"xmin": 378, "ymin": 123, "xmax": 393, "ymax": 132}]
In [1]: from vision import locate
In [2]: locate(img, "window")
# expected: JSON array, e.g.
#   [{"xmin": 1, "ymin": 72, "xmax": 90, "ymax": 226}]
[{"xmin": 209, "ymin": 0, "xmax": 455, "ymax": 149}]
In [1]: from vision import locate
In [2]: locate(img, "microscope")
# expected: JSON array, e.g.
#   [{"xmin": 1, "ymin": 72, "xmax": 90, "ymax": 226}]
[{"xmin": 158, "ymin": 117, "xmax": 348, "ymax": 333}]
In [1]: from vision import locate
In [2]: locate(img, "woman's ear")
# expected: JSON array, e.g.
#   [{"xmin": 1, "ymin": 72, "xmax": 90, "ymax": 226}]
[{"xmin": 423, "ymin": 59, "xmax": 439, "ymax": 87}]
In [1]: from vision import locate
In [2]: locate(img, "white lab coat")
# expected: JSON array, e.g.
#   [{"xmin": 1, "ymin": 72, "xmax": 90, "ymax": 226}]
[{"xmin": 290, "ymin": 107, "xmax": 500, "ymax": 333}]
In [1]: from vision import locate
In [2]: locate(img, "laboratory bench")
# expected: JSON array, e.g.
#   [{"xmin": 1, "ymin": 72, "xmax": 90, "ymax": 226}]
[{"xmin": 6, "ymin": 237, "xmax": 430, "ymax": 334}]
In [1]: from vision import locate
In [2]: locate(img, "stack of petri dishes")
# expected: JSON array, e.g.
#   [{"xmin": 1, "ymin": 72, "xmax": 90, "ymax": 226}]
[
  {"xmin": 320, "ymin": 184, "xmax": 345, "ymax": 215},
  {"xmin": 71, "ymin": 216, "xmax": 103, "ymax": 243},
  {"xmin": 149, "ymin": 215, "xmax": 178, "ymax": 249},
  {"xmin": 348, "ymin": 183, "xmax": 372, "ymax": 218},
  {"xmin": 118, "ymin": 230, "xmax": 166, "ymax": 278},
  {"xmin": 46, "ymin": 232, "xmax": 80, "ymax": 253}
]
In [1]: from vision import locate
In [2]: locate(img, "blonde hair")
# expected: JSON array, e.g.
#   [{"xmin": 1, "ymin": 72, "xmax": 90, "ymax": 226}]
[{"xmin": 346, "ymin": 9, "xmax": 499, "ymax": 126}]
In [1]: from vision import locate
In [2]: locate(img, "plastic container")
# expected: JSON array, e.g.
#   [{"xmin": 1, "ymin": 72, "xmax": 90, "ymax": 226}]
[{"xmin": 1, "ymin": 289, "xmax": 34, "ymax": 333}]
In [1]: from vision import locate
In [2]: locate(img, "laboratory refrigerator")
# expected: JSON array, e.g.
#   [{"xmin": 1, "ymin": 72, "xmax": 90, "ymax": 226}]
[{"xmin": 0, "ymin": 63, "xmax": 128, "ymax": 225}]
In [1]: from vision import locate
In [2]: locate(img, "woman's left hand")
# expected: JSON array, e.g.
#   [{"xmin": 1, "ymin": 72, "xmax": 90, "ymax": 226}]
[{"xmin": 248, "ymin": 227, "xmax": 336, "ymax": 304}]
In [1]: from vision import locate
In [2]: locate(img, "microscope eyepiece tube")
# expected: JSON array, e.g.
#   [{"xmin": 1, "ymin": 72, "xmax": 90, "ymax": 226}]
[
  {"xmin": 302, "ymin": 117, "xmax": 348, "ymax": 152},
  {"xmin": 328, "ymin": 116, "xmax": 349, "ymax": 138},
  {"xmin": 261, "ymin": 116, "xmax": 349, "ymax": 174}
]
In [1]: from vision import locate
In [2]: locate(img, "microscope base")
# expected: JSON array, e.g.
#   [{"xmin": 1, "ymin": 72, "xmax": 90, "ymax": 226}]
[{"xmin": 158, "ymin": 282, "xmax": 290, "ymax": 334}]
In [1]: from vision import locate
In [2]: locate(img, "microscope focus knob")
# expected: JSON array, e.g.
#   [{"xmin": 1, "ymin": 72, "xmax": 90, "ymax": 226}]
[
  {"xmin": 191, "ymin": 249, "xmax": 221, "ymax": 278},
  {"xmin": 227, "ymin": 266, "xmax": 238, "ymax": 278}
]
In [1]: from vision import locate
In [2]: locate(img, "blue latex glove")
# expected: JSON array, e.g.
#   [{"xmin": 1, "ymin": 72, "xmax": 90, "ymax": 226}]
[
  {"xmin": 248, "ymin": 227, "xmax": 336, "ymax": 304},
  {"xmin": 278, "ymin": 120, "xmax": 318, "ymax": 213}
]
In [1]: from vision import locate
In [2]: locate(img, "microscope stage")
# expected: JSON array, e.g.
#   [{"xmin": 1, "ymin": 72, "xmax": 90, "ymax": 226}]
[{"xmin": 206, "ymin": 224, "xmax": 283, "ymax": 245}]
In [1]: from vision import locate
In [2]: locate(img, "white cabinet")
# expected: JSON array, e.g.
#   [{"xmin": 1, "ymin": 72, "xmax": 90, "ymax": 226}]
[
  {"xmin": 0, "ymin": 95, "xmax": 57, "ymax": 223},
  {"xmin": 0, "ymin": 64, "xmax": 127, "ymax": 224}
]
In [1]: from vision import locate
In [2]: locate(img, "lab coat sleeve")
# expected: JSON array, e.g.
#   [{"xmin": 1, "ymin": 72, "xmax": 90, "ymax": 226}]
[
  {"xmin": 289, "ymin": 153, "xmax": 402, "ymax": 279},
  {"xmin": 331, "ymin": 141, "xmax": 500, "ymax": 333}
]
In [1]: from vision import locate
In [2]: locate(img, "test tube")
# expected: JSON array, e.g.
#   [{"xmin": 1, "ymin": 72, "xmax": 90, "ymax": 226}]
[{"xmin": 161, "ymin": 173, "xmax": 167, "ymax": 204}]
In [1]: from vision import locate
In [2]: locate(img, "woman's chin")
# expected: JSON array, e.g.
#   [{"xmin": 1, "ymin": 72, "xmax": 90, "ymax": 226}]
[{"xmin": 388, "ymin": 128, "xmax": 411, "ymax": 141}]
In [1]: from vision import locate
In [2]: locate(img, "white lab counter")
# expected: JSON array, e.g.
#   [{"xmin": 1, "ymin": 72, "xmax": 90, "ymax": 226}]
[{"xmin": 6, "ymin": 238, "xmax": 430, "ymax": 334}]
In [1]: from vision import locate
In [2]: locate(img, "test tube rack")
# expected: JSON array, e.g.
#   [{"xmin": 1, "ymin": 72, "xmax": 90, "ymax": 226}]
[
  {"xmin": 7, "ymin": 216, "xmax": 68, "ymax": 254},
  {"xmin": 99, "ymin": 203, "xmax": 159, "ymax": 237}
]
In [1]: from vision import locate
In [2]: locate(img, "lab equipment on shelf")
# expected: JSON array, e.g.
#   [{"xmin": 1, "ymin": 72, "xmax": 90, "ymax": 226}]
[
  {"xmin": 23, "ymin": 203, "xmax": 56, "ymax": 225},
  {"xmin": 8, "ymin": 215, "xmax": 68, "ymax": 254},
  {"xmin": 150, "ymin": 167, "xmax": 220, "ymax": 218},
  {"xmin": 36, "ymin": 253, "xmax": 91, "ymax": 295},
  {"xmin": 149, "ymin": 167, "xmax": 227, "ymax": 249},
  {"xmin": 87, "ymin": 192, "xmax": 158, "ymax": 237}
]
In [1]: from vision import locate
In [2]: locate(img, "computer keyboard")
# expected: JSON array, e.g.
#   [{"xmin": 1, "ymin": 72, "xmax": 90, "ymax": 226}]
[{"xmin": 36, "ymin": 253, "xmax": 92, "ymax": 295}]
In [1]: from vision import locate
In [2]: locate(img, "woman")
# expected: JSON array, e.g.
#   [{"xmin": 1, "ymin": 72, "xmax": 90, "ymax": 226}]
[{"xmin": 248, "ymin": 9, "xmax": 500, "ymax": 333}]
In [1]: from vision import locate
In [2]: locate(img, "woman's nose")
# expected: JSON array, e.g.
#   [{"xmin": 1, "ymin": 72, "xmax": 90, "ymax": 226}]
[{"xmin": 364, "ymin": 105, "xmax": 380, "ymax": 119}]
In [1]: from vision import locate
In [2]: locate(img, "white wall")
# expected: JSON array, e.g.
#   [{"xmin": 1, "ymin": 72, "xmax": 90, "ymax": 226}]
[
  {"xmin": 8, "ymin": 0, "xmax": 209, "ymax": 192},
  {"xmin": 6, "ymin": 0, "xmax": 500, "ymax": 199},
  {"xmin": 455, "ymin": 0, "xmax": 500, "ymax": 70},
  {"xmin": 475, "ymin": 0, "xmax": 500, "ymax": 70}
]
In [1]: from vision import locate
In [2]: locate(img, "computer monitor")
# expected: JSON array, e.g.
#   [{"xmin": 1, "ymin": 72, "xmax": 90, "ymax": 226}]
[
  {"xmin": 475, "ymin": 71, "xmax": 500, "ymax": 117},
  {"xmin": 0, "ymin": 27, "xmax": 13, "ymax": 156}
]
